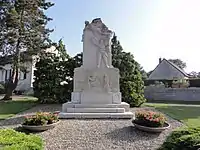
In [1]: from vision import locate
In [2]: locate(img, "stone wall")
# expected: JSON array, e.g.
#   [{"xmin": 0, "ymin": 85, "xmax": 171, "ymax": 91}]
[{"xmin": 144, "ymin": 86, "xmax": 200, "ymax": 101}]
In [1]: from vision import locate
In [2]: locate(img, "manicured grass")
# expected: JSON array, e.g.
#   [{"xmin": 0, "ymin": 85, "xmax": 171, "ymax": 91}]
[
  {"xmin": 0, "ymin": 129, "xmax": 43, "ymax": 150},
  {"xmin": 143, "ymin": 103, "xmax": 200, "ymax": 127},
  {"xmin": 0, "ymin": 97, "xmax": 38, "ymax": 120}
]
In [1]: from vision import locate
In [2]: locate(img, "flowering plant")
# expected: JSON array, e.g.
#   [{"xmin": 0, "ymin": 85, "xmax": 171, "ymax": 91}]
[
  {"xmin": 23, "ymin": 112, "xmax": 59, "ymax": 126},
  {"xmin": 133, "ymin": 110, "xmax": 166, "ymax": 127},
  {"xmin": 172, "ymin": 79, "xmax": 189, "ymax": 88}
]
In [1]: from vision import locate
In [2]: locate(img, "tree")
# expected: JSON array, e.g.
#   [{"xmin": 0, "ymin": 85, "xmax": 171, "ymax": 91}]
[
  {"xmin": 33, "ymin": 39, "xmax": 73, "ymax": 103},
  {"xmin": 111, "ymin": 34, "xmax": 146, "ymax": 107},
  {"xmin": 0, "ymin": 0, "xmax": 54, "ymax": 100},
  {"xmin": 168, "ymin": 59, "xmax": 186, "ymax": 70},
  {"xmin": 147, "ymin": 70, "xmax": 153, "ymax": 77},
  {"xmin": 188, "ymin": 71, "xmax": 200, "ymax": 78},
  {"xmin": 136, "ymin": 63, "xmax": 147, "ymax": 80}
]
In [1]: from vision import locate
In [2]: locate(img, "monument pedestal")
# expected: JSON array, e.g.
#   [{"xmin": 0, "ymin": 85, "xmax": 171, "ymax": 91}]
[
  {"xmin": 60, "ymin": 102, "xmax": 133, "ymax": 119},
  {"xmin": 59, "ymin": 18, "xmax": 134, "ymax": 119},
  {"xmin": 59, "ymin": 68, "xmax": 134, "ymax": 119}
]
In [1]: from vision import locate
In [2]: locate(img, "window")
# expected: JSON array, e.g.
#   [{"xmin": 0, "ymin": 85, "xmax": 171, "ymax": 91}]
[
  {"xmin": 19, "ymin": 72, "xmax": 26, "ymax": 80},
  {"xmin": 9, "ymin": 69, "xmax": 12, "ymax": 79},
  {"xmin": 23, "ymin": 72, "xmax": 27, "ymax": 80},
  {"xmin": 5, "ymin": 70, "xmax": 7, "ymax": 81},
  {"xmin": 20, "ymin": 72, "xmax": 23, "ymax": 80}
]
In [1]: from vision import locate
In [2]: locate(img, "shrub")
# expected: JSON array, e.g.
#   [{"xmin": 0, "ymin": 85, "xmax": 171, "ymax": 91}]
[
  {"xmin": 23, "ymin": 112, "xmax": 59, "ymax": 126},
  {"xmin": 189, "ymin": 79, "xmax": 200, "ymax": 87},
  {"xmin": 172, "ymin": 79, "xmax": 189, "ymax": 88},
  {"xmin": 111, "ymin": 35, "xmax": 146, "ymax": 107},
  {"xmin": 133, "ymin": 110, "xmax": 167, "ymax": 127},
  {"xmin": 159, "ymin": 127, "xmax": 200, "ymax": 150},
  {"xmin": 33, "ymin": 40, "xmax": 73, "ymax": 103},
  {"xmin": 0, "ymin": 83, "xmax": 5, "ymax": 94},
  {"xmin": 0, "ymin": 129, "xmax": 43, "ymax": 150}
]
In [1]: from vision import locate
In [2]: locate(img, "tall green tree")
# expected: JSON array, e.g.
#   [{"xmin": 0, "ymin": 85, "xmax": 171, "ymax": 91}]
[
  {"xmin": 33, "ymin": 39, "xmax": 73, "ymax": 103},
  {"xmin": 111, "ymin": 34, "xmax": 146, "ymax": 107},
  {"xmin": 168, "ymin": 58, "xmax": 186, "ymax": 70},
  {"xmin": 0, "ymin": 0, "xmax": 54, "ymax": 100}
]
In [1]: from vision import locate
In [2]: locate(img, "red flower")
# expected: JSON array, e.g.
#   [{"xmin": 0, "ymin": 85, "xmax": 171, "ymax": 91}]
[
  {"xmin": 53, "ymin": 111, "xmax": 60, "ymax": 115},
  {"xmin": 25, "ymin": 115, "xmax": 33, "ymax": 119}
]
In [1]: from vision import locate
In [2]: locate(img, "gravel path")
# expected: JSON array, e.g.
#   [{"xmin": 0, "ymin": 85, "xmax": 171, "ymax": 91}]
[{"xmin": 0, "ymin": 104, "xmax": 183, "ymax": 150}]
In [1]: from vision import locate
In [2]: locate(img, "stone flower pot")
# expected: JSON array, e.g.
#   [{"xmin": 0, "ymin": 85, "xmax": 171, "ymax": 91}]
[
  {"xmin": 132, "ymin": 120, "xmax": 170, "ymax": 133},
  {"xmin": 22, "ymin": 120, "xmax": 60, "ymax": 132}
]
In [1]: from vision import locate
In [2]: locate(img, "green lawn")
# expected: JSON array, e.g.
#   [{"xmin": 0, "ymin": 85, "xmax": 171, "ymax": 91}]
[
  {"xmin": 0, "ymin": 97, "xmax": 38, "ymax": 120},
  {"xmin": 143, "ymin": 103, "xmax": 200, "ymax": 127}
]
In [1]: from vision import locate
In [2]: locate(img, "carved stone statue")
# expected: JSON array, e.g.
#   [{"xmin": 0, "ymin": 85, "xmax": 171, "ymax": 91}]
[
  {"xmin": 88, "ymin": 73, "xmax": 101, "ymax": 90},
  {"xmin": 103, "ymin": 74, "xmax": 110, "ymax": 92},
  {"xmin": 92, "ymin": 38, "xmax": 109, "ymax": 68},
  {"xmin": 60, "ymin": 18, "xmax": 133, "ymax": 119},
  {"xmin": 82, "ymin": 18, "xmax": 113, "ymax": 68}
]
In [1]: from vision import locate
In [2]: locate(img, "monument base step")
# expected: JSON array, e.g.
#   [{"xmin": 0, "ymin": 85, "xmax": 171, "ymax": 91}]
[
  {"xmin": 66, "ymin": 108, "xmax": 125, "ymax": 113},
  {"xmin": 59, "ymin": 112, "xmax": 134, "ymax": 119},
  {"xmin": 60, "ymin": 102, "xmax": 134, "ymax": 119},
  {"xmin": 62, "ymin": 102, "xmax": 130, "ymax": 112}
]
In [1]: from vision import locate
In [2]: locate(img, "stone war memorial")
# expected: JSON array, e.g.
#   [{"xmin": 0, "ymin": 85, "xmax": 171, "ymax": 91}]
[{"xmin": 59, "ymin": 18, "xmax": 134, "ymax": 119}]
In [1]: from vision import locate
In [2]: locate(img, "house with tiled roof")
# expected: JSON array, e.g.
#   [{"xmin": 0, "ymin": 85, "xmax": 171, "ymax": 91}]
[{"xmin": 148, "ymin": 58, "xmax": 189, "ymax": 80}]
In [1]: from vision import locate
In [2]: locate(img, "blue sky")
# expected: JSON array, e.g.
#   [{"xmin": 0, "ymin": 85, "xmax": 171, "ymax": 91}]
[{"xmin": 47, "ymin": 0, "xmax": 200, "ymax": 73}]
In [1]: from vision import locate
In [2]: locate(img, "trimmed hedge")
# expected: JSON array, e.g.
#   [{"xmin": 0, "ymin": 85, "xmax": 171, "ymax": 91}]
[
  {"xmin": 0, "ymin": 129, "xmax": 43, "ymax": 150},
  {"xmin": 159, "ymin": 127, "xmax": 200, "ymax": 150},
  {"xmin": 189, "ymin": 79, "xmax": 200, "ymax": 87},
  {"xmin": 145, "ymin": 79, "xmax": 200, "ymax": 88}
]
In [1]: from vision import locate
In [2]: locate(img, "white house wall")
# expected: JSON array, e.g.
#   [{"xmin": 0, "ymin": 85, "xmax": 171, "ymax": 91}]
[
  {"xmin": 30, "ymin": 56, "xmax": 38, "ymax": 88},
  {"xmin": 16, "ymin": 61, "xmax": 33, "ymax": 91},
  {"xmin": 148, "ymin": 60, "xmax": 185, "ymax": 80},
  {"xmin": 0, "ymin": 62, "xmax": 33, "ymax": 91},
  {"xmin": 0, "ymin": 64, "xmax": 12, "ymax": 82}
]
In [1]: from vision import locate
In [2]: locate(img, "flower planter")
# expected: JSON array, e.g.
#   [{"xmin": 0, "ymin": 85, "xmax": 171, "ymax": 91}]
[
  {"xmin": 132, "ymin": 120, "xmax": 170, "ymax": 133},
  {"xmin": 22, "ymin": 120, "xmax": 60, "ymax": 132}
]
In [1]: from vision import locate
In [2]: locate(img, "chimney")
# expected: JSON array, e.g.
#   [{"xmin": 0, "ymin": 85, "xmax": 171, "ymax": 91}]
[{"xmin": 159, "ymin": 58, "xmax": 162, "ymax": 64}]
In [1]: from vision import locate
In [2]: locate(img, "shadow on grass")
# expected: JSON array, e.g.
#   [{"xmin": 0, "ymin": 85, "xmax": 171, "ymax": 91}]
[
  {"xmin": 153, "ymin": 105, "xmax": 200, "ymax": 127},
  {"xmin": 0, "ymin": 100, "xmax": 38, "ymax": 120},
  {"xmin": 155, "ymin": 105, "xmax": 200, "ymax": 120},
  {"xmin": 147, "ymin": 100, "xmax": 200, "ymax": 105},
  {"xmin": 105, "ymin": 126, "xmax": 160, "ymax": 142},
  {"xmin": 0, "ymin": 103, "xmax": 61, "ymax": 129}
]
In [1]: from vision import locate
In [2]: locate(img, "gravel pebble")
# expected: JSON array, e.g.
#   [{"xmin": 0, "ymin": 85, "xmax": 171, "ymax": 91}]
[{"xmin": 0, "ymin": 104, "xmax": 183, "ymax": 150}]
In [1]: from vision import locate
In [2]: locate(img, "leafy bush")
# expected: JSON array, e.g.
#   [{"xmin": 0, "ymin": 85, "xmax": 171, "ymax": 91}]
[
  {"xmin": 0, "ymin": 83, "xmax": 5, "ymax": 94},
  {"xmin": 0, "ymin": 129, "xmax": 43, "ymax": 150},
  {"xmin": 159, "ymin": 127, "xmax": 200, "ymax": 150},
  {"xmin": 172, "ymin": 79, "xmax": 190, "ymax": 88},
  {"xmin": 33, "ymin": 40, "xmax": 73, "ymax": 103},
  {"xmin": 133, "ymin": 110, "xmax": 166, "ymax": 127},
  {"xmin": 23, "ymin": 112, "xmax": 59, "ymax": 126},
  {"xmin": 111, "ymin": 35, "xmax": 146, "ymax": 107}
]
